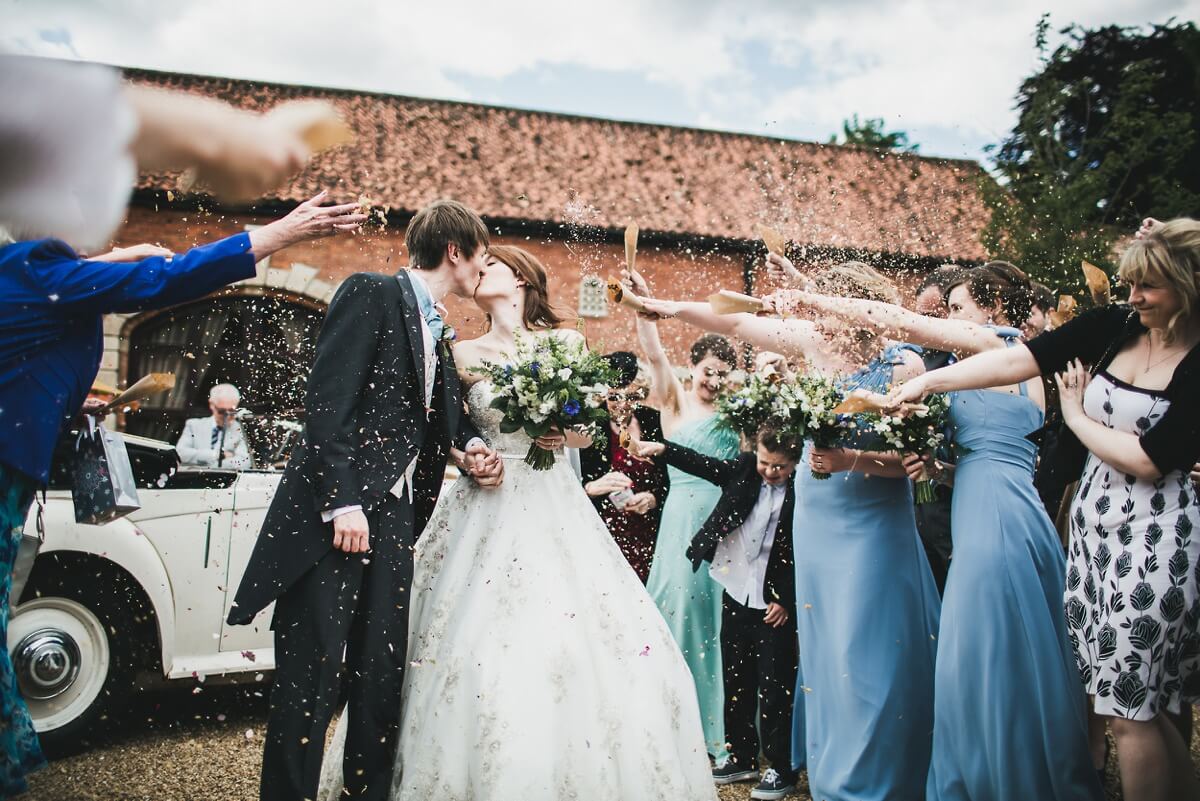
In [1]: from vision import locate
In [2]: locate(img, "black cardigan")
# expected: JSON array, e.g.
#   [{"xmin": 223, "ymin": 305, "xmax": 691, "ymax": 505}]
[
  {"xmin": 1027, "ymin": 303, "xmax": 1200, "ymax": 475},
  {"xmin": 579, "ymin": 405, "xmax": 669, "ymax": 526},
  {"xmin": 661, "ymin": 442, "xmax": 796, "ymax": 613}
]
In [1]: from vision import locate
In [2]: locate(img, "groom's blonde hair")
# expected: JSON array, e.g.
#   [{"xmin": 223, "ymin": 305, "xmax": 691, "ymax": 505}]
[{"xmin": 406, "ymin": 199, "xmax": 489, "ymax": 269}]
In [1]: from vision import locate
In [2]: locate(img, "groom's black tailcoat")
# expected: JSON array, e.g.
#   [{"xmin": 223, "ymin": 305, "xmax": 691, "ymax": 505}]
[{"xmin": 228, "ymin": 271, "xmax": 478, "ymax": 801}]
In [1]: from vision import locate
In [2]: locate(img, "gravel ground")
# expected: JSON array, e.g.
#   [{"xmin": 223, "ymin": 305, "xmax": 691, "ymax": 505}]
[{"xmin": 22, "ymin": 684, "xmax": 1200, "ymax": 801}]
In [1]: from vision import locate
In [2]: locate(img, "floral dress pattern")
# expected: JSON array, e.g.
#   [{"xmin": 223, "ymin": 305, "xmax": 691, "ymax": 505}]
[
  {"xmin": 1066, "ymin": 371, "xmax": 1200, "ymax": 720},
  {"xmin": 0, "ymin": 465, "xmax": 47, "ymax": 796}
]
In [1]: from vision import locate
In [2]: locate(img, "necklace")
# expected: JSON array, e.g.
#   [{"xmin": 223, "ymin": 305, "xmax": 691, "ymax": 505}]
[{"xmin": 1143, "ymin": 335, "xmax": 1185, "ymax": 374}]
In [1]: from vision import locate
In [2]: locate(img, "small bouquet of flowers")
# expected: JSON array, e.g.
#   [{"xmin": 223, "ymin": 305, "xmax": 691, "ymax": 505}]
[
  {"xmin": 783, "ymin": 371, "xmax": 846, "ymax": 480},
  {"xmin": 473, "ymin": 334, "xmax": 617, "ymax": 470},
  {"xmin": 863, "ymin": 393, "xmax": 951, "ymax": 503},
  {"xmin": 715, "ymin": 368, "xmax": 801, "ymax": 440}
]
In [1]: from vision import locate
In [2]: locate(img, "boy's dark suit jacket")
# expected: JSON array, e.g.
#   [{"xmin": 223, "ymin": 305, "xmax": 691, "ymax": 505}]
[{"xmin": 662, "ymin": 442, "xmax": 796, "ymax": 613}]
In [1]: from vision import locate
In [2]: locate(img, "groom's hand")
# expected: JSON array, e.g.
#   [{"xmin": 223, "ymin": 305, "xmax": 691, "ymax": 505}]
[{"xmin": 332, "ymin": 510, "xmax": 371, "ymax": 553}]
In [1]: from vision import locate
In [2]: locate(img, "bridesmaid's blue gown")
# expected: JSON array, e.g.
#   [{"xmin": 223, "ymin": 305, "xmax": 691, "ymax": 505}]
[
  {"xmin": 791, "ymin": 345, "xmax": 940, "ymax": 801},
  {"xmin": 929, "ymin": 375, "xmax": 1102, "ymax": 799},
  {"xmin": 646, "ymin": 414, "xmax": 740, "ymax": 759}
]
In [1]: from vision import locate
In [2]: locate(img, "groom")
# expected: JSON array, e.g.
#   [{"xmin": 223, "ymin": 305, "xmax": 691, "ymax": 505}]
[{"xmin": 228, "ymin": 199, "xmax": 503, "ymax": 801}]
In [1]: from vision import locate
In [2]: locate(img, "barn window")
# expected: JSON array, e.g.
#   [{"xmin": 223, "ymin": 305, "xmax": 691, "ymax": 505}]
[{"xmin": 124, "ymin": 293, "xmax": 323, "ymax": 467}]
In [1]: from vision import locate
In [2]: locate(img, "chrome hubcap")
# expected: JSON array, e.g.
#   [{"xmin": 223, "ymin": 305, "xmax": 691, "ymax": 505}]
[{"xmin": 14, "ymin": 628, "xmax": 81, "ymax": 701}]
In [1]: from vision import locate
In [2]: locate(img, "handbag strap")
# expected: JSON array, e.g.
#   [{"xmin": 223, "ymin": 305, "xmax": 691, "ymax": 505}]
[{"xmin": 34, "ymin": 488, "xmax": 46, "ymax": 543}]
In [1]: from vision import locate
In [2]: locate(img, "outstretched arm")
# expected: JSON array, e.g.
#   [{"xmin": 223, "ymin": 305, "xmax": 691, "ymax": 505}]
[
  {"xmin": 640, "ymin": 298, "xmax": 825, "ymax": 362},
  {"xmin": 890, "ymin": 345, "xmax": 1041, "ymax": 406},
  {"xmin": 768, "ymin": 290, "xmax": 1004, "ymax": 357}
]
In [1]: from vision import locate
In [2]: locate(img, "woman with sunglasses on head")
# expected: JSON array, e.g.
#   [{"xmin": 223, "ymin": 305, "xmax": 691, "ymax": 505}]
[
  {"xmin": 580, "ymin": 352, "xmax": 669, "ymax": 583},
  {"xmin": 891, "ymin": 218, "xmax": 1200, "ymax": 801}
]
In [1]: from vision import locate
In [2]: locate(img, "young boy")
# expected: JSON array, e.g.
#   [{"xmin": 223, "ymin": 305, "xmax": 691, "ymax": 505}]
[{"xmin": 633, "ymin": 428, "xmax": 800, "ymax": 800}]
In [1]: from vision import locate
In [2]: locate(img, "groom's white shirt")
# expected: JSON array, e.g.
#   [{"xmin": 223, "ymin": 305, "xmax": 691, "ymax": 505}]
[{"xmin": 322, "ymin": 271, "xmax": 472, "ymax": 523}]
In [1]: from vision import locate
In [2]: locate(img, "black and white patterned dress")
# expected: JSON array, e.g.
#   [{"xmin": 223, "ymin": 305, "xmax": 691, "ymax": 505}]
[{"xmin": 1066, "ymin": 370, "xmax": 1200, "ymax": 720}]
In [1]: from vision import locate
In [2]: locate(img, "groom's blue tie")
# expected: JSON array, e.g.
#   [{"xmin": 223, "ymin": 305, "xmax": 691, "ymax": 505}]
[{"xmin": 408, "ymin": 275, "xmax": 444, "ymax": 341}]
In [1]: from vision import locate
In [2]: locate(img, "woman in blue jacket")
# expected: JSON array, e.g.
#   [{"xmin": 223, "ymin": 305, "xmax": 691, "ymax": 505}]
[{"xmin": 0, "ymin": 192, "xmax": 362, "ymax": 794}]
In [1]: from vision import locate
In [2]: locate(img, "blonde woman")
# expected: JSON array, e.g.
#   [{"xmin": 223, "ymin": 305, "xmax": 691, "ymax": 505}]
[{"xmin": 893, "ymin": 218, "xmax": 1200, "ymax": 801}]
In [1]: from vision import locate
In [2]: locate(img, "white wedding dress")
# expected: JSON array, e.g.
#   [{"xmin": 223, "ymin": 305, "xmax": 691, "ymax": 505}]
[{"xmin": 318, "ymin": 381, "xmax": 716, "ymax": 801}]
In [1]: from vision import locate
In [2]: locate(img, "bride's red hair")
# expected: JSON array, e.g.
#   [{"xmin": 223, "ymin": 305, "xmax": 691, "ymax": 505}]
[{"xmin": 487, "ymin": 245, "xmax": 567, "ymax": 329}]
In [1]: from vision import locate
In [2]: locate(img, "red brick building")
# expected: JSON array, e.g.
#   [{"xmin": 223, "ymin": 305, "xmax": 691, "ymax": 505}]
[{"xmin": 105, "ymin": 69, "xmax": 991, "ymax": 454}]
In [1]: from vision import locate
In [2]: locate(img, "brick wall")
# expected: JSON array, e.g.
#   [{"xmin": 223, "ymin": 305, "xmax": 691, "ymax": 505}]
[{"xmin": 101, "ymin": 204, "xmax": 752, "ymax": 391}]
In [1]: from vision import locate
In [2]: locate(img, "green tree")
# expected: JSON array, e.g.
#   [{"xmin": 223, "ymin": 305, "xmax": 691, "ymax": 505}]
[
  {"xmin": 983, "ymin": 17, "xmax": 1200, "ymax": 291},
  {"xmin": 830, "ymin": 114, "xmax": 919, "ymax": 152}
]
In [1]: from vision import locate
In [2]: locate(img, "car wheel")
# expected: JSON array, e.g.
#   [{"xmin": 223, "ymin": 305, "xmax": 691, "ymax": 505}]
[{"xmin": 8, "ymin": 586, "xmax": 140, "ymax": 754}]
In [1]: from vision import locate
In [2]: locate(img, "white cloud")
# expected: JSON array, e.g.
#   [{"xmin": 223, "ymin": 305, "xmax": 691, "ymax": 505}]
[{"xmin": 0, "ymin": 0, "xmax": 1188, "ymax": 159}]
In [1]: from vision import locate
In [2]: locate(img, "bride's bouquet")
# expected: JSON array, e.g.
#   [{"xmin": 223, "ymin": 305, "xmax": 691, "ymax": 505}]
[
  {"xmin": 715, "ymin": 368, "xmax": 801, "ymax": 440},
  {"xmin": 783, "ymin": 371, "xmax": 846, "ymax": 480},
  {"xmin": 862, "ymin": 394, "xmax": 951, "ymax": 503},
  {"xmin": 473, "ymin": 334, "xmax": 617, "ymax": 470}
]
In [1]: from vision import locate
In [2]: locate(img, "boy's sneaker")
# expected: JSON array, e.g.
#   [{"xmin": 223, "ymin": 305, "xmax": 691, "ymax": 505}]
[
  {"xmin": 750, "ymin": 767, "xmax": 797, "ymax": 800},
  {"xmin": 711, "ymin": 758, "xmax": 758, "ymax": 785}
]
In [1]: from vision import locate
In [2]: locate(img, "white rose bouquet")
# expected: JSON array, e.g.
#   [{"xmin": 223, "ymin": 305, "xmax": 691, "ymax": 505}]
[
  {"xmin": 715, "ymin": 368, "xmax": 801, "ymax": 439},
  {"xmin": 784, "ymin": 371, "xmax": 847, "ymax": 480},
  {"xmin": 472, "ymin": 334, "xmax": 617, "ymax": 470},
  {"xmin": 863, "ymin": 393, "xmax": 951, "ymax": 503}
]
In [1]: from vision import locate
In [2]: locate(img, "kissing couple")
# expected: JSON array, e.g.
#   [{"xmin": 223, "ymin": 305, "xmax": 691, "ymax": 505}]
[{"xmin": 229, "ymin": 200, "xmax": 719, "ymax": 801}]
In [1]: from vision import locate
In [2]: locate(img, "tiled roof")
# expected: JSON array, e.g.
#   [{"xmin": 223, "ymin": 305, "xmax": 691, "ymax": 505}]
[{"xmin": 128, "ymin": 69, "xmax": 990, "ymax": 262}]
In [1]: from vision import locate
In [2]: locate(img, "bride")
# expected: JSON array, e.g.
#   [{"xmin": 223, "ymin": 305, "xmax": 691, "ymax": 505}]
[{"xmin": 319, "ymin": 245, "xmax": 716, "ymax": 801}]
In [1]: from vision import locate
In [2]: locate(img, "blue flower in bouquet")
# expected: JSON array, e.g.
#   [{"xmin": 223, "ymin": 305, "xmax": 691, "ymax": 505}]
[{"xmin": 469, "ymin": 332, "xmax": 618, "ymax": 470}]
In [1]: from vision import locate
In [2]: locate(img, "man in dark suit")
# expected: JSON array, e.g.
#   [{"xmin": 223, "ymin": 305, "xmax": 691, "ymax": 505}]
[
  {"xmin": 632, "ymin": 428, "xmax": 800, "ymax": 801},
  {"xmin": 228, "ymin": 200, "xmax": 503, "ymax": 801},
  {"xmin": 912, "ymin": 265, "xmax": 963, "ymax": 594}
]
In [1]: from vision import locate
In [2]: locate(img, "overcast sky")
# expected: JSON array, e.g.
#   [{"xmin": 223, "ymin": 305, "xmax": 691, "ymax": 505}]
[{"xmin": 2, "ymin": 0, "xmax": 1190, "ymax": 163}]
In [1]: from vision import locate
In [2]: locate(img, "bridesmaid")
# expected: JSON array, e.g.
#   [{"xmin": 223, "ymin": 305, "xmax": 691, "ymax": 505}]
[
  {"xmin": 640, "ymin": 260, "xmax": 940, "ymax": 801},
  {"xmin": 775, "ymin": 262, "xmax": 1102, "ymax": 800},
  {"xmin": 627, "ymin": 269, "xmax": 740, "ymax": 760},
  {"xmin": 892, "ymin": 218, "xmax": 1200, "ymax": 801}
]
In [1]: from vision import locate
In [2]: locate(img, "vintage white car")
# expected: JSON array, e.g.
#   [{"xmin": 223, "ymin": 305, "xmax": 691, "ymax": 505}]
[{"xmin": 9, "ymin": 434, "xmax": 280, "ymax": 752}]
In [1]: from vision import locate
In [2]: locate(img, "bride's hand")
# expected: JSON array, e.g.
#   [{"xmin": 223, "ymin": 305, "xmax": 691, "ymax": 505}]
[{"xmin": 534, "ymin": 426, "xmax": 567, "ymax": 450}]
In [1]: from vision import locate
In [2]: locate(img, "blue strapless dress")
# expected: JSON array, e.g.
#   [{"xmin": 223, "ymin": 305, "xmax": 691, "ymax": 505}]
[
  {"xmin": 791, "ymin": 345, "xmax": 941, "ymax": 801},
  {"xmin": 647, "ymin": 414, "xmax": 740, "ymax": 759},
  {"xmin": 929, "ymin": 378, "xmax": 1102, "ymax": 800}
]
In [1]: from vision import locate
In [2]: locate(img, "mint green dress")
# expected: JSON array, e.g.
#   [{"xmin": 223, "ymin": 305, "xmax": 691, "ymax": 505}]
[{"xmin": 646, "ymin": 414, "xmax": 740, "ymax": 759}]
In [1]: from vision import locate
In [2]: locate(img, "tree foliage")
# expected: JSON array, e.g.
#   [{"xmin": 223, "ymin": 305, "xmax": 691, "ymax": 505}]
[
  {"xmin": 830, "ymin": 114, "xmax": 919, "ymax": 153},
  {"xmin": 983, "ymin": 17, "xmax": 1200, "ymax": 291}
]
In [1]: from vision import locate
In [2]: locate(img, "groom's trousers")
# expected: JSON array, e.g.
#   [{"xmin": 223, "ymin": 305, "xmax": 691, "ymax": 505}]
[{"xmin": 261, "ymin": 493, "xmax": 414, "ymax": 801}]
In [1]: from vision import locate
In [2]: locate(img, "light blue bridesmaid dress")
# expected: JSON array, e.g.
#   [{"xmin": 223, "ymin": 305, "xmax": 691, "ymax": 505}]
[
  {"xmin": 928, "ymin": 333, "xmax": 1102, "ymax": 801},
  {"xmin": 791, "ymin": 344, "xmax": 941, "ymax": 800},
  {"xmin": 646, "ymin": 414, "xmax": 740, "ymax": 759}
]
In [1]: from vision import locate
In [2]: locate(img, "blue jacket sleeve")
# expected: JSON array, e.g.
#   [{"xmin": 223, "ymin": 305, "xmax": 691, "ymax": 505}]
[{"xmin": 26, "ymin": 233, "xmax": 257, "ymax": 315}]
